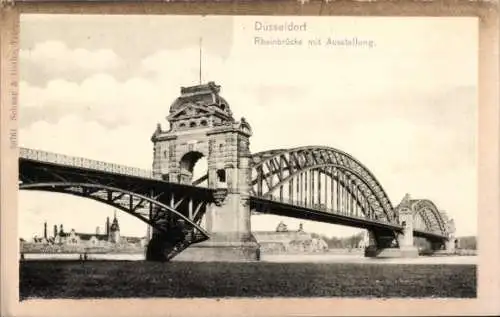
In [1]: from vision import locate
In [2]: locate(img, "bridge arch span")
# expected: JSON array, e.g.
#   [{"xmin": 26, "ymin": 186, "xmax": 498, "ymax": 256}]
[
  {"xmin": 410, "ymin": 199, "xmax": 448, "ymax": 236},
  {"xmin": 19, "ymin": 182, "xmax": 209, "ymax": 239},
  {"xmin": 249, "ymin": 146, "xmax": 397, "ymax": 224}
]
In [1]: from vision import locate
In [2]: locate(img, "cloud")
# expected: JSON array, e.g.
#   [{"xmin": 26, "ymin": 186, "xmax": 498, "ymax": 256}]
[
  {"xmin": 20, "ymin": 115, "xmax": 153, "ymax": 169},
  {"xmin": 20, "ymin": 40, "xmax": 122, "ymax": 74},
  {"xmin": 19, "ymin": 73, "xmax": 171, "ymax": 127}
]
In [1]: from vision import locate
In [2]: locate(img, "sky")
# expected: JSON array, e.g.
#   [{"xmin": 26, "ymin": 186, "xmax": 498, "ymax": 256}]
[{"xmin": 18, "ymin": 14, "xmax": 478, "ymax": 240}]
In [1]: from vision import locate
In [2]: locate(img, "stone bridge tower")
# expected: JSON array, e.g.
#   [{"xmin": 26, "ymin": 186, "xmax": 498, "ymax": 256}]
[{"xmin": 150, "ymin": 82, "xmax": 259, "ymax": 261}]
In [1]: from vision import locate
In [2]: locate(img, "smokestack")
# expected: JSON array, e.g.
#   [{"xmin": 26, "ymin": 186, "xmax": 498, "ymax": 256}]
[
  {"xmin": 96, "ymin": 226, "xmax": 100, "ymax": 235},
  {"xmin": 59, "ymin": 224, "xmax": 64, "ymax": 235},
  {"xmin": 106, "ymin": 217, "xmax": 110, "ymax": 236},
  {"xmin": 53, "ymin": 225, "xmax": 57, "ymax": 237},
  {"xmin": 44, "ymin": 222, "xmax": 47, "ymax": 239}
]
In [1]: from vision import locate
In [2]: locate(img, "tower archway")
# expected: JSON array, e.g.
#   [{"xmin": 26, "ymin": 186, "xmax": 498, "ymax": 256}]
[{"xmin": 179, "ymin": 151, "xmax": 205, "ymax": 185}]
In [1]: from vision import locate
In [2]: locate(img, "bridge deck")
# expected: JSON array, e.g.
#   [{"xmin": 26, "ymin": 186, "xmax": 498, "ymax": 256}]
[
  {"xmin": 20, "ymin": 147, "xmax": 155, "ymax": 179},
  {"xmin": 250, "ymin": 196, "xmax": 447, "ymax": 240},
  {"xmin": 19, "ymin": 148, "xmax": 215, "ymax": 202}
]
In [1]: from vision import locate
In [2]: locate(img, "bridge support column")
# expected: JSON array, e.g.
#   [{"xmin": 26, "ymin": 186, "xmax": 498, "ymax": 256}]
[
  {"xmin": 365, "ymin": 206, "xmax": 418, "ymax": 258},
  {"xmin": 173, "ymin": 139, "xmax": 260, "ymax": 262},
  {"xmin": 445, "ymin": 237, "xmax": 457, "ymax": 253},
  {"xmin": 430, "ymin": 241, "xmax": 444, "ymax": 251},
  {"xmin": 395, "ymin": 208, "xmax": 419, "ymax": 257},
  {"xmin": 364, "ymin": 230, "xmax": 402, "ymax": 257},
  {"xmin": 145, "ymin": 227, "xmax": 182, "ymax": 261},
  {"xmin": 174, "ymin": 194, "xmax": 259, "ymax": 262},
  {"xmin": 444, "ymin": 220, "xmax": 457, "ymax": 254},
  {"xmin": 363, "ymin": 230, "xmax": 379, "ymax": 257},
  {"xmin": 364, "ymin": 230, "xmax": 418, "ymax": 258},
  {"xmin": 428, "ymin": 237, "xmax": 456, "ymax": 255}
]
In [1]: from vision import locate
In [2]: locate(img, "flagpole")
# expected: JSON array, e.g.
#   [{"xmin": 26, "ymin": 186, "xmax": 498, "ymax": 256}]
[{"xmin": 199, "ymin": 37, "xmax": 202, "ymax": 85}]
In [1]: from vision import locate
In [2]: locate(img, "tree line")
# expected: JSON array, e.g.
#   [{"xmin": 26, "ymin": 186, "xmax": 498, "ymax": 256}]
[
  {"xmin": 308, "ymin": 232, "xmax": 477, "ymax": 250},
  {"xmin": 456, "ymin": 236, "xmax": 477, "ymax": 250}
]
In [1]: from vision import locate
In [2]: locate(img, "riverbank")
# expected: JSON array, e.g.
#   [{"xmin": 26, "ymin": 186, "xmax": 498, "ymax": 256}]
[
  {"xmin": 19, "ymin": 251, "xmax": 478, "ymax": 265},
  {"xmin": 20, "ymin": 260, "xmax": 476, "ymax": 299}
]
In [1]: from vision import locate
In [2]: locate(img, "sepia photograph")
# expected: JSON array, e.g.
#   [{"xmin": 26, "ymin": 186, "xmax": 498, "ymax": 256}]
[{"xmin": 15, "ymin": 13, "xmax": 479, "ymax": 301}]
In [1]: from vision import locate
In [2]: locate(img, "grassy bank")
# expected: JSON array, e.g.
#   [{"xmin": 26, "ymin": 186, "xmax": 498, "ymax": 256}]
[{"xmin": 20, "ymin": 260, "xmax": 476, "ymax": 299}]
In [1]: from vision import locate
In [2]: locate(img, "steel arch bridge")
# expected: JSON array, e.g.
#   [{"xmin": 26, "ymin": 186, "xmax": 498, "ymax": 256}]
[{"xmin": 19, "ymin": 144, "xmax": 451, "ymax": 252}]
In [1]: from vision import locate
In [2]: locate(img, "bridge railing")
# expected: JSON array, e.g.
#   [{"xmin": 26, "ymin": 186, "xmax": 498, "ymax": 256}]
[{"xmin": 19, "ymin": 147, "xmax": 156, "ymax": 179}]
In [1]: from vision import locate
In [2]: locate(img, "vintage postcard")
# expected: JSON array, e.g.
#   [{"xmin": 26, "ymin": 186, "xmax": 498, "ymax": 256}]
[{"xmin": 1, "ymin": 2, "xmax": 499, "ymax": 317}]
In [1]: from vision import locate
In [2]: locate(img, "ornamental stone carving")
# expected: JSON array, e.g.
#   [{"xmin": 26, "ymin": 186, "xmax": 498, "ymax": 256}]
[{"xmin": 213, "ymin": 189, "xmax": 229, "ymax": 206}]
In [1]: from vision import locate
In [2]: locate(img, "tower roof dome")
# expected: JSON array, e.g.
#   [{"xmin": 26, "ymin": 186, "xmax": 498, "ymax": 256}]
[{"xmin": 168, "ymin": 81, "xmax": 233, "ymax": 119}]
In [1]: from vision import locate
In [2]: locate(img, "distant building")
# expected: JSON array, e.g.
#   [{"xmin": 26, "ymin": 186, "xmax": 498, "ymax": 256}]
[
  {"xmin": 253, "ymin": 221, "xmax": 328, "ymax": 253},
  {"xmin": 28, "ymin": 212, "xmax": 147, "ymax": 249}
]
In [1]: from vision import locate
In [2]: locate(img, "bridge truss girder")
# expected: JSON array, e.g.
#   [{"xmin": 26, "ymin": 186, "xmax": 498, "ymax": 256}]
[
  {"xmin": 250, "ymin": 147, "xmax": 397, "ymax": 223},
  {"xmin": 20, "ymin": 182, "xmax": 210, "ymax": 260},
  {"xmin": 258, "ymin": 164, "xmax": 384, "ymax": 221},
  {"xmin": 18, "ymin": 158, "xmax": 224, "ymax": 260},
  {"xmin": 411, "ymin": 199, "xmax": 449, "ymax": 238},
  {"xmin": 249, "ymin": 146, "xmax": 449, "ymax": 238},
  {"xmin": 20, "ymin": 182, "xmax": 208, "ymax": 236}
]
